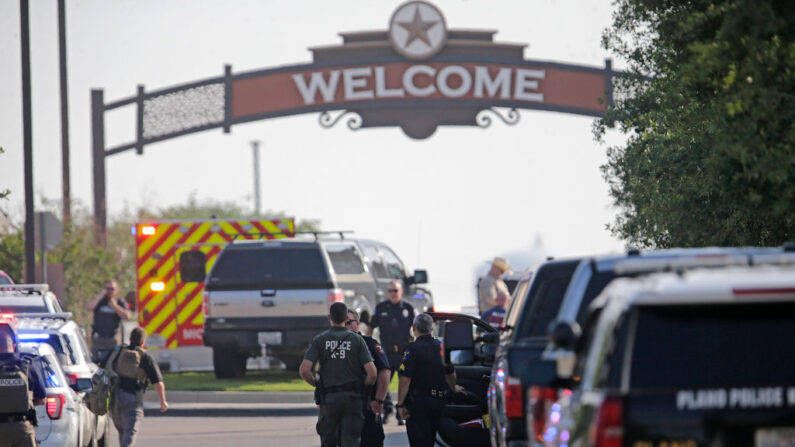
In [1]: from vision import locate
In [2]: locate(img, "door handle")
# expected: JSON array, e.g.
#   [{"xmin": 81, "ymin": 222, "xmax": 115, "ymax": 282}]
[
  {"xmin": 261, "ymin": 300, "xmax": 275, "ymax": 307},
  {"xmin": 261, "ymin": 289, "xmax": 276, "ymax": 297}
]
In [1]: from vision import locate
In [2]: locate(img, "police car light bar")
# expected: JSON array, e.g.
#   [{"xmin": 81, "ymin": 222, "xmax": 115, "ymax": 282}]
[{"xmin": 18, "ymin": 333, "xmax": 50, "ymax": 340}]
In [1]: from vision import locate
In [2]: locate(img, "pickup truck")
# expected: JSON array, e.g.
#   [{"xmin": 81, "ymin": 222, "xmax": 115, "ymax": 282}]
[{"xmin": 202, "ymin": 234, "xmax": 430, "ymax": 377}]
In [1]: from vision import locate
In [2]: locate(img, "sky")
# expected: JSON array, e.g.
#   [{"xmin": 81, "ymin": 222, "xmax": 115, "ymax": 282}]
[{"xmin": 0, "ymin": 0, "xmax": 628, "ymax": 308}]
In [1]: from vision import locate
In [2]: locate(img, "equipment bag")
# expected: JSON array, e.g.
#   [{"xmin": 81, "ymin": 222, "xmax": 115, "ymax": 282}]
[
  {"xmin": 84, "ymin": 347, "xmax": 120, "ymax": 416},
  {"xmin": 0, "ymin": 359, "xmax": 33, "ymax": 415}
]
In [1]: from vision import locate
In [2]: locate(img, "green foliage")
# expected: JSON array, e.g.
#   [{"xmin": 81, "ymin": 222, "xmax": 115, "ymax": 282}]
[
  {"xmin": 0, "ymin": 230, "xmax": 24, "ymax": 280},
  {"xmin": 597, "ymin": 0, "xmax": 795, "ymax": 248}
]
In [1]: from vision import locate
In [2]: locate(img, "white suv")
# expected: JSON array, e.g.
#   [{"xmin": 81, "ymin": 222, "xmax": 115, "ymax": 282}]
[
  {"xmin": 18, "ymin": 342, "xmax": 96, "ymax": 447},
  {"xmin": 16, "ymin": 315, "xmax": 110, "ymax": 446}
]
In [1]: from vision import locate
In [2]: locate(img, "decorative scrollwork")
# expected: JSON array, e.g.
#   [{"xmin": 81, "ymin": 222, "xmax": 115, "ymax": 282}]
[
  {"xmin": 475, "ymin": 108, "xmax": 521, "ymax": 128},
  {"xmin": 318, "ymin": 110, "xmax": 362, "ymax": 131}
]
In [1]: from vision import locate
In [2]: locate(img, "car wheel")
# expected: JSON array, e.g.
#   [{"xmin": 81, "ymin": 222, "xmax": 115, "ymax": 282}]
[{"xmin": 213, "ymin": 349, "xmax": 246, "ymax": 378}]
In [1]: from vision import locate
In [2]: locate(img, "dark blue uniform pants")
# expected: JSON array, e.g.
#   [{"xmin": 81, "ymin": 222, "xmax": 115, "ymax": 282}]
[
  {"xmin": 405, "ymin": 397, "xmax": 444, "ymax": 447},
  {"xmin": 361, "ymin": 406, "xmax": 385, "ymax": 447}
]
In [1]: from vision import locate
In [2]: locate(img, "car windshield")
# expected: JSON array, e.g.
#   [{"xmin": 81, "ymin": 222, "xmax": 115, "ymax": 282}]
[
  {"xmin": 629, "ymin": 302, "xmax": 795, "ymax": 388},
  {"xmin": 0, "ymin": 296, "xmax": 47, "ymax": 313},
  {"xmin": 209, "ymin": 245, "xmax": 330, "ymax": 288}
]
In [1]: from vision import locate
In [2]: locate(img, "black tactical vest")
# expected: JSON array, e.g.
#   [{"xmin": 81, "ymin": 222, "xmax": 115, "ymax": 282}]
[{"xmin": 0, "ymin": 358, "xmax": 34, "ymax": 415}]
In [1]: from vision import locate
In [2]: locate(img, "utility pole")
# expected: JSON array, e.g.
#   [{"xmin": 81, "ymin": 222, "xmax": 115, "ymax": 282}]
[
  {"xmin": 58, "ymin": 0, "xmax": 72, "ymax": 225},
  {"xmin": 252, "ymin": 141, "xmax": 261, "ymax": 215},
  {"xmin": 20, "ymin": 0, "xmax": 36, "ymax": 282}
]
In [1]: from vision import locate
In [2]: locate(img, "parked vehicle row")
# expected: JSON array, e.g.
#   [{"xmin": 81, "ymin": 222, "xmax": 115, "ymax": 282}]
[
  {"xmin": 0, "ymin": 284, "xmax": 110, "ymax": 447},
  {"xmin": 434, "ymin": 245, "xmax": 795, "ymax": 447},
  {"xmin": 200, "ymin": 232, "xmax": 431, "ymax": 377}
]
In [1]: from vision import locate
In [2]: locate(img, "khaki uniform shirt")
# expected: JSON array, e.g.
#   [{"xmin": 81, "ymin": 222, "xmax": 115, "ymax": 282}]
[{"xmin": 478, "ymin": 273, "xmax": 508, "ymax": 312}]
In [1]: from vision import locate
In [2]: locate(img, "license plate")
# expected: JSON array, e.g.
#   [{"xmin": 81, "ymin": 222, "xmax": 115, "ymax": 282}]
[
  {"xmin": 756, "ymin": 427, "xmax": 795, "ymax": 447},
  {"xmin": 257, "ymin": 331, "xmax": 282, "ymax": 345}
]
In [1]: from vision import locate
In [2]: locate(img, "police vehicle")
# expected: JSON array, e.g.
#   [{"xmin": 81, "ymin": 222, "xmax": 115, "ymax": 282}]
[
  {"xmin": 494, "ymin": 246, "xmax": 793, "ymax": 447},
  {"xmin": 0, "ymin": 284, "xmax": 63, "ymax": 313},
  {"xmin": 17, "ymin": 341, "xmax": 97, "ymax": 447},
  {"xmin": 15, "ymin": 313, "xmax": 110, "ymax": 447},
  {"xmin": 524, "ymin": 265, "xmax": 795, "ymax": 447}
]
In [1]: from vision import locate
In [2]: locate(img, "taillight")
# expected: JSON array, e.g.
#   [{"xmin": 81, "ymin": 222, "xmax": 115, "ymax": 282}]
[
  {"xmin": 46, "ymin": 394, "xmax": 66, "ymax": 419},
  {"xmin": 202, "ymin": 291, "xmax": 210, "ymax": 318},
  {"xmin": 65, "ymin": 373, "xmax": 80, "ymax": 386},
  {"xmin": 528, "ymin": 386, "xmax": 558, "ymax": 441},
  {"xmin": 328, "ymin": 289, "xmax": 344, "ymax": 303},
  {"xmin": 505, "ymin": 376, "xmax": 524, "ymax": 419},
  {"xmin": 593, "ymin": 396, "xmax": 623, "ymax": 447}
]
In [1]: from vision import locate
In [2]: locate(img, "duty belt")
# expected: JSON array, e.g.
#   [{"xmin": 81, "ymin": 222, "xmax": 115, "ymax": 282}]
[
  {"xmin": 0, "ymin": 413, "xmax": 28, "ymax": 423},
  {"xmin": 320, "ymin": 381, "xmax": 362, "ymax": 395}
]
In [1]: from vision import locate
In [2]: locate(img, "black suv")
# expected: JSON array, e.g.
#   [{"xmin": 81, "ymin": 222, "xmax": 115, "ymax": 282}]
[{"xmin": 201, "ymin": 233, "xmax": 430, "ymax": 377}]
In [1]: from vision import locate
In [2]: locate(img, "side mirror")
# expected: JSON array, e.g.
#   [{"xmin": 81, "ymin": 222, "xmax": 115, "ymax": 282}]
[
  {"xmin": 443, "ymin": 320, "xmax": 474, "ymax": 364},
  {"xmin": 72, "ymin": 377, "xmax": 93, "ymax": 393},
  {"xmin": 412, "ymin": 269, "xmax": 428, "ymax": 285},
  {"xmin": 549, "ymin": 320, "xmax": 581, "ymax": 350}
]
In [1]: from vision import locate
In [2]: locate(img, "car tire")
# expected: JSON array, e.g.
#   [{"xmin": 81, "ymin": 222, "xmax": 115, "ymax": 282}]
[{"xmin": 213, "ymin": 349, "xmax": 247, "ymax": 378}]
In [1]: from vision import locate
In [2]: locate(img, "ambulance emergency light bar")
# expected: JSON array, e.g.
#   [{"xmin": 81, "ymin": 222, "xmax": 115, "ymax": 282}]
[
  {"xmin": 231, "ymin": 230, "xmax": 354, "ymax": 241},
  {"xmin": 131, "ymin": 225, "xmax": 157, "ymax": 236}
]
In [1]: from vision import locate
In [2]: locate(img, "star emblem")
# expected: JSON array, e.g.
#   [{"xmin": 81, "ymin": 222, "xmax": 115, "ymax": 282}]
[
  {"xmin": 398, "ymin": 7, "xmax": 439, "ymax": 49},
  {"xmin": 389, "ymin": 1, "xmax": 447, "ymax": 60}
]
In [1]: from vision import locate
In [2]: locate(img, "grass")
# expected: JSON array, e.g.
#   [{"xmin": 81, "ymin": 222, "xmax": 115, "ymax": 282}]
[{"xmin": 163, "ymin": 370, "xmax": 400, "ymax": 392}]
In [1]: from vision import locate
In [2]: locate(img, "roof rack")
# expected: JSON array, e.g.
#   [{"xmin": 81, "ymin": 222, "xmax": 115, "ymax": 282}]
[
  {"xmin": 13, "ymin": 312, "xmax": 73, "ymax": 321},
  {"xmin": 0, "ymin": 284, "xmax": 50, "ymax": 294},
  {"xmin": 232, "ymin": 230, "xmax": 354, "ymax": 241}
]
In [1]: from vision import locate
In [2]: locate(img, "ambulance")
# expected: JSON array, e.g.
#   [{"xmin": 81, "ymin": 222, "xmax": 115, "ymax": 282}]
[{"xmin": 133, "ymin": 218, "xmax": 295, "ymax": 371}]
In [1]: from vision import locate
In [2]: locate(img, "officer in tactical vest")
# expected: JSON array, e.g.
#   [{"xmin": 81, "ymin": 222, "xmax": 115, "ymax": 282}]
[
  {"xmin": 100, "ymin": 327, "xmax": 168, "ymax": 447},
  {"xmin": 366, "ymin": 279, "xmax": 415, "ymax": 424},
  {"xmin": 345, "ymin": 310, "xmax": 391, "ymax": 447},
  {"xmin": 396, "ymin": 313, "xmax": 464, "ymax": 447},
  {"xmin": 85, "ymin": 280, "xmax": 131, "ymax": 362},
  {"xmin": 0, "ymin": 320, "xmax": 46, "ymax": 447},
  {"xmin": 300, "ymin": 302, "xmax": 377, "ymax": 447}
]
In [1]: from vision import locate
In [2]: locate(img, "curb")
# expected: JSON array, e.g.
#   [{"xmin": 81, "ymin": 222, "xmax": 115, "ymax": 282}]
[{"xmin": 143, "ymin": 406, "xmax": 318, "ymax": 417}]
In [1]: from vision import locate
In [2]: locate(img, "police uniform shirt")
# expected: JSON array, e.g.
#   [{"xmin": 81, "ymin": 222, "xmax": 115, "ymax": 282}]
[
  {"xmin": 361, "ymin": 334, "xmax": 390, "ymax": 398},
  {"xmin": 477, "ymin": 274, "xmax": 508, "ymax": 312},
  {"xmin": 100, "ymin": 345, "xmax": 163, "ymax": 393},
  {"xmin": 398, "ymin": 334, "xmax": 453, "ymax": 399},
  {"xmin": 369, "ymin": 300, "xmax": 415, "ymax": 355},
  {"xmin": 0, "ymin": 353, "xmax": 47, "ymax": 404},
  {"xmin": 304, "ymin": 326, "xmax": 373, "ymax": 387},
  {"xmin": 92, "ymin": 296, "xmax": 127, "ymax": 337}
]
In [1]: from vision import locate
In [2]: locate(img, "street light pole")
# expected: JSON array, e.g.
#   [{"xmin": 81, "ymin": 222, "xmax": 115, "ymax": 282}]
[
  {"xmin": 20, "ymin": 0, "xmax": 36, "ymax": 282},
  {"xmin": 252, "ymin": 141, "xmax": 261, "ymax": 215}
]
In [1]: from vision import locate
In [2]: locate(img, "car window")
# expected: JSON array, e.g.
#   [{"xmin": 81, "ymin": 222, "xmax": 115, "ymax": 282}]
[
  {"xmin": 209, "ymin": 245, "xmax": 330, "ymax": 287},
  {"xmin": 517, "ymin": 276, "xmax": 570, "ymax": 338},
  {"xmin": 380, "ymin": 246, "xmax": 405, "ymax": 279},
  {"xmin": 72, "ymin": 331, "xmax": 93, "ymax": 364},
  {"xmin": 61, "ymin": 334, "xmax": 79, "ymax": 365},
  {"xmin": 37, "ymin": 354, "xmax": 64, "ymax": 389},
  {"xmin": 325, "ymin": 243, "xmax": 366, "ymax": 275},
  {"xmin": 0, "ymin": 275, "xmax": 12, "ymax": 285},
  {"xmin": 628, "ymin": 303, "xmax": 795, "ymax": 388},
  {"xmin": 574, "ymin": 270, "xmax": 619, "ymax": 324},
  {"xmin": 38, "ymin": 335, "xmax": 73, "ymax": 366},
  {"xmin": 362, "ymin": 245, "xmax": 389, "ymax": 279},
  {"xmin": 503, "ymin": 281, "xmax": 529, "ymax": 329}
]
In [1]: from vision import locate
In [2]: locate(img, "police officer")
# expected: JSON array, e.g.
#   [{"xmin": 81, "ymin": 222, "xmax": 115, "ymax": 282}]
[
  {"xmin": 300, "ymin": 302, "xmax": 377, "ymax": 447},
  {"xmin": 85, "ymin": 280, "xmax": 131, "ymax": 361},
  {"xmin": 0, "ymin": 320, "xmax": 46, "ymax": 447},
  {"xmin": 366, "ymin": 279, "xmax": 415, "ymax": 423},
  {"xmin": 396, "ymin": 313, "xmax": 464, "ymax": 447},
  {"xmin": 100, "ymin": 327, "xmax": 168, "ymax": 447},
  {"xmin": 345, "ymin": 310, "xmax": 391, "ymax": 447}
]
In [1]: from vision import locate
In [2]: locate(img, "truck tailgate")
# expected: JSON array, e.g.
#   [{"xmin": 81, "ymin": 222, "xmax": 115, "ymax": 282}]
[{"xmin": 208, "ymin": 289, "xmax": 328, "ymax": 318}]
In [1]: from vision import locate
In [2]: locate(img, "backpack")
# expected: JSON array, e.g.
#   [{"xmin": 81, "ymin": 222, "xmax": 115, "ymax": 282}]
[
  {"xmin": 115, "ymin": 346, "xmax": 146, "ymax": 381},
  {"xmin": 84, "ymin": 347, "xmax": 120, "ymax": 416}
]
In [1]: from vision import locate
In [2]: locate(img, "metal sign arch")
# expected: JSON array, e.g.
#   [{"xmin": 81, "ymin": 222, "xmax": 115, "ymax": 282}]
[{"xmin": 91, "ymin": 1, "xmax": 620, "ymax": 242}]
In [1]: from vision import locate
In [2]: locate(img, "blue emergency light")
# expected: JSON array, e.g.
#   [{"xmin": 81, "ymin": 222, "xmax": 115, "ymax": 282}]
[{"xmin": 18, "ymin": 333, "xmax": 50, "ymax": 341}]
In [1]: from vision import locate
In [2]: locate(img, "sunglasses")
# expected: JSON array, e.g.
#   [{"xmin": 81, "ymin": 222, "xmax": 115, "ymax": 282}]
[
  {"xmin": 105, "ymin": 287, "xmax": 115, "ymax": 291},
  {"xmin": 387, "ymin": 289, "xmax": 400, "ymax": 293},
  {"xmin": 346, "ymin": 319, "xmax": 358, "ymax": 325}
]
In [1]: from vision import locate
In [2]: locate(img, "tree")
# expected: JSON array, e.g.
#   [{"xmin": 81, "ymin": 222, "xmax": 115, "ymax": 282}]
[{"xmin": 597, "ymin": 0, "xmax": 795, "ymax": 248}]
